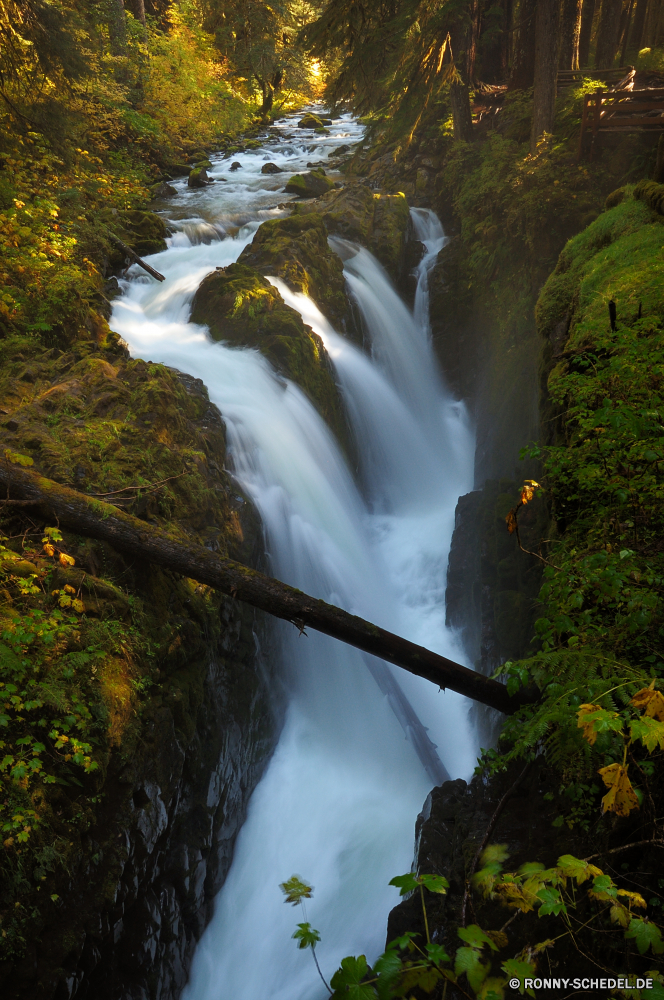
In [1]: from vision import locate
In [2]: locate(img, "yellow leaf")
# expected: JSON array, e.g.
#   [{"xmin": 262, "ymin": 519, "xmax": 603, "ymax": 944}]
[
  {"xmin": 598, "ymin": 763, "xmax": 639, "ymax": 817},
  {"xmin": 505, "ymin": 509, "xmax": 518, "ymax": 534},
  {"xmin": 631, "ymin": 680, "xmax": 664, "ymax": 721},
  {"xmin": 609, "ymin": 901, "xmax": 631, "ymax": 927},
  {"xmin": 617, "ymin": 889, "xmax": 646, "ymax": 908},
  {"xmin": 72, "ymin": 599, "xmax": 85, "ymax": 613},
  {"xmin": 3, "ymin": 449, "xmax": 33, "ymax": 467},
  {"xmin": 520, "ymin": 480, "xmax": 540, "ymax": 504},
  {"xmin": 577, "ymin": 704, "xmax": 603, "ymax": 745},
  {"xmin": 58, "ymin": 552, "xmax": 75, "ymax": 567},
  {"xmin": 63, "ymin": 584, "xmax": 76, "ymax": 594},
  {"xmin": 42, "ymin": 543, "xmax": 55, "ymax": 557}
]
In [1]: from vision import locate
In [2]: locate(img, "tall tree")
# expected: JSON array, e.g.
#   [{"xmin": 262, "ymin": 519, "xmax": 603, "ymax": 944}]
[
  {"xmin": 509, "ymin": 0, "xmax": 538, "ymax": 88},
  {"xmin": 578, "ymin": 0, "xmax": 596, "ymax": 65},
  {"xmin": 559, "ymin": 0, "xmax": 584, "ymax": 67},
  {"xmin": 595, "ymin": 0, "xmax": 623, "ymax": 66},
  {"xmin": 128, "ymin": 0, "xmax": 146, "ymax": 28},
  {"xmin": 628, "ymin": 0, "xmax": 649, "ymax": 53},
  {"xmin": 530, "ymin": 0, "xmax": 560, "ymax": 151}
]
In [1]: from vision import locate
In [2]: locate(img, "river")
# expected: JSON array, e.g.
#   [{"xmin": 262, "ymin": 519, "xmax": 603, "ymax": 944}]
[{"xmin": 109, "ymin": 109, "xmax": 477, "ymax": 1000}]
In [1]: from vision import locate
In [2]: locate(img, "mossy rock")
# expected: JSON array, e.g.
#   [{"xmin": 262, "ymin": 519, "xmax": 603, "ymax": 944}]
[
  {"xmin": 238, "ymin": 214, "xmax": 348, "ymax": 326},
  {"xmin": 284, "ymin": 169, "xmax": 335, "ymax": 198},
  {"xmin": 190, "ymin": 262, "xmax": 345, "ymax": 439},
  {"xmin": 633, "ymin": 178, "xmax": 664, "ymax": 215},
  {"xmin": 298, "ymin": 113, "xmax": 324, "ymax": 129},
  {"xmin": 605, "ymin": 186, "xmax": 628, "ymax": 210},
  {"xmin": 188, "ymin": 165, "xmax": 210, "ymax": 188},
  {"xmin": 112, "ymin": 209, "xmax": 168, "ymax": 259},
  {"xmin": 294, "ymin": 184, "xmax": 411, "ymax": 279}
]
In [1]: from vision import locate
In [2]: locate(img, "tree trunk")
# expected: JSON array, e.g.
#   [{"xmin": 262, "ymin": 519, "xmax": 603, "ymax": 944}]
[
  {"xmin": 619, "ymin": 0, "xmax": 635, "ymax": 61},
  {"xmin": 595, "ymin": 0, "xmax": 624, "ymax": 66},
  {"xmin": 0, "ymin": 460, "xmax": 522, "ymax": 715},
  {"xmin": 643, "ymin": 0, "xmax": 662, "ymax": 42},
  {"xmin": 530, "ymin": 0, "xmax": 560, "ymax": 152},
  {"xmin": 559, "ymin": 0, "xmax": 584, "ymax": 68},
  {"xmin": 579, "ymin": 0, "xmax": 597, "ymax": 65},
  {"xmin": 509, "ymin": 0, "xmax": 538, "ymax": 88},
  {"xmin": 129, "ymin": 0, "xmax": 147, "ymax": 26},
  {"xmin": 450, "ymin": 81, "xmax": 474, "ymax": 140},
  {"xmin": 109, "ymin": 0, "xmax": 127, "ymax": 55},
  {"xmin": 629, "ymin": 0, "xmax": 650, "ymax": 51}
]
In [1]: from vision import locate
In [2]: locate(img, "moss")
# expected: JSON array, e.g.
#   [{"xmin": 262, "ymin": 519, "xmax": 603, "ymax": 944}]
[
  {"xmin": 634, "ymin": 178, "xmax": 664, "ymax": 215},
  {"xmin": 284, "ymin": 169, "xmax": 335, "ymax": 198},
  {"xmin": 190, "ymin": 262, "xmax": 346, "ymax": 440},
  {"xmin": 112, "ymin": 210, "xmax": 167, "ymax": 258},
  {"xmin": 238, "ymin": 213, "xmax": 348, "ymax": 326},
  {"xmin": 188, "ymin": 165, "xmax": 210, "ymax": 189}
]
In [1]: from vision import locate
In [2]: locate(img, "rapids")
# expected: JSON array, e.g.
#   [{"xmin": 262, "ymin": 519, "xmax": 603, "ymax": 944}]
[{"xmin": 109, "ymin": 109, "xmax": 477, "ymax": 1000}]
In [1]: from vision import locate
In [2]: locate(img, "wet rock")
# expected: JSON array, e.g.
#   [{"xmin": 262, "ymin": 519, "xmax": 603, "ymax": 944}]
[
  {"xmin": 331, "ymin": 144, "xmax": 352, "ymax": 156},
  {"xmin": 229, "ymin": 161, "xmax": 242, "ymax": 171},
  {"xmin": 238, "ymin": 213, "xmax": 348, "ymax": 327},
  {"xmin": 261, "ymin": 162, "xmax": 283, "ymax": 174},
  {"xmin": 284, "ymin": 168, "xmax": 335, "ymax": 198},
  {"xmin": 109, "ymin": 210, "xmax": 168, "ymax": 265},
  {"xmin": 297, "ymin": 113, "xmax": 332, "ymax": 128},
  {"xmin": 150, "ymin": 180, "xmax": 177, "ymax": 199},
  {"xmin": 190, "ymin": 262, "xmax": 345, "ymax": 439},
  {"xmin": 188, "ymin": 165, "xmax": 210, "ymax": 188}
]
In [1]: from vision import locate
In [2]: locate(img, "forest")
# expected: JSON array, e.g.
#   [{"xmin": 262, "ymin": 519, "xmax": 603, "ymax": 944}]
[{"xmin": 1, "ymin": 0, "xmax": 664, "ymax": 999}]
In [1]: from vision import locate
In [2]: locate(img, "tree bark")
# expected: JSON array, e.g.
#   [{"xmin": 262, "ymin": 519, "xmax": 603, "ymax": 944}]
[
  {"xmin": 0, "ymin": 461, "xmax": 522, "ymax": 716},
  {"xmin": 559, "ymin": 0, "xmax": 585, "ymax": 68},
  {"xmin": 579, "ymin": 0, "xmax": 597, "ymax": 65},
  {"xmin": 509, "ymin": 0, "xmax": 538, "ymax": 88},
  {"xmin": 530, "ymin": 0, "xmax": 560, "ymax": 152},
  {"xmin": 628, "ymin": 0, "xmax": 649, "ymax": 52},
  {"xmin": 109, "ymin": 0, "xmax": 127, "ymax": 55},
  {"xmin": 129, "ymin": 0, "xmax": 147, "ymax": 26},
  {"xmin": 595, "ymin": 0, "xmax": 624, "ymax": 66},
  {"xmin": 450, "ymin": 81, "xmax": 474, "ymax": 140},
  {"xmin": 108, "ymin": 234, "xmax": 165, "ymax": 282}
]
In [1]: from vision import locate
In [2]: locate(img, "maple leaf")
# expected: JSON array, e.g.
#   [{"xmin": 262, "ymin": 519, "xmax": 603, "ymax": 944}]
[
  {"xmin": 629, "ymin": 715, "xmax": 664, "ymax": 752},
  {"xmin": 279, "ymin": 875, "xmax": 313, "ymax": 905},
  {"xmin": 58, "ymin": 552, "xmax": 75, "ymax": 567},
  {"xmin": 505, "ymin": 508, "xmax": 518, "ymax": 534},
  {"xmin": 625, "ymin": 917, "xmax": 664, "ymax": 955},
  {"xmin": 520, "ymin": 480, "xmax": 540, "ymax": 504},
  {"xmin": 598, "ymin": 763, "xmax": 639, "ymax": 817},
  {"xmin": 631, "ymin": 680, "xmax": 664, "ymax": 721},
  {"xmin": 576, "ymin": 704, "xmax": 622, "ymax": 745}
]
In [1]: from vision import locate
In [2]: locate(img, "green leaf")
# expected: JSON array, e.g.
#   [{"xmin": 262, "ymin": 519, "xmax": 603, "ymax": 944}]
[
  {"xmin": 556, "ymin": 855, "xmax": 602, "ymax": 883},
  {"xmin": 389, "ymin": 872, "xmax": 420, "ymax": 896},
  {"xmin": 625, "ymin": 917, "xmax": 664, "ymax": 955},
  {"xmin": 330, "ymin": 955, "xmax": 376, "ymax": 1000},
  {"xmin": 454, "ymin": 946, "xmax": 490, "ymax": 992},
  {"xmin": 425, "ymin": 942, "xmax": 450, "ymax": 966},
  {"xmin": 536, "ymin": 886, "xmax": 567, "ymax": 916},
  {"xmin": 418, "ymin": 873, "xmax": 449, "ymax": 894},
  {"xmin": 502, "ymin": 958, "xmax": 537, "ymax": 996},
  {"xmin": 279, "ymin": 875, "xmax": 313, "ymax": 906},
  {"xmin": 386, "ymin": 931, "xmax": 419, "ymax": 951},
  {"xmin": 457, "ymin": 924, "xmax": 499, "ymax": 952},
  {"xmin": 630, "ymin": 716, "xmax": 664, "ymax": 752},
  {"xmin": 292, "ymin": 922, "xmax": 320, "ymax": 950},
  {"xmin": 480, "ymin": 844, "xmax": 510, "ymax": 867}
]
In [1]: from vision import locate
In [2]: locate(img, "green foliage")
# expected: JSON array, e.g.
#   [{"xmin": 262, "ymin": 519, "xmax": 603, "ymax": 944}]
[{"xmin": 280, "ymin": 874, "xmax": 314, "ymax": 905}]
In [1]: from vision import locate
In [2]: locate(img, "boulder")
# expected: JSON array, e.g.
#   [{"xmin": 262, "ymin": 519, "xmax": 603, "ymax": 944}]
[
  {"xmin": 238, "ymin": 214, "xmax": 348, "ymax": 327},
  {"xmin": 292, "ymin": 184, "xmax": 411, "ymax": 279},
  {"xmin": 190, "ymin": 263, "xmax": 344, "ymax": 438},
  {"xmin": 298, "ymin": 113, "xmax": 324, "ymax": 128},
  {"xmin": 169, "ymin": 163, "xmax": 193, "ymax": 176},
  {"xmin": 261, "ymin": 162, "xmax": 283, "ymax": 174},
  {"xmin": 150, "ymin": 180, "xmax": 177, "ymax": 199},
  {"xmin": 229, "ymin": 161, "xmax": 242, "ymax": 171},
  {"xmin": 284, "ymin": 168, "xmax": 335, "ymax": 198},
  {"xmin": 188, "ymin": 165, "xmax": 210, "ymax": 188},
  {"xmin": 110, "ymin": 209, "xmax": 168, "ymax": 263},
  {"xmin": 331, "ymin": 144, "xmax": 352, "ymax": 156}
]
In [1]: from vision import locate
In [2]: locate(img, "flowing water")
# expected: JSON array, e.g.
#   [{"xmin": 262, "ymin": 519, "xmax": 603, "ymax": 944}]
[{"xmin": 109, "ymin": 110, "xmax": 477, "ymax": 1000}]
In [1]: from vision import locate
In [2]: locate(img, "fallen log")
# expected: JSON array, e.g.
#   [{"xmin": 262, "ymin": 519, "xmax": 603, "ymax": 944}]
[
  {"xmin": 0, "ymin": 460, "xmax": 523, "ymax": 715},
  {"xmin": 109, "ymin": 233, "xmax": 165, "ymax": 282}
]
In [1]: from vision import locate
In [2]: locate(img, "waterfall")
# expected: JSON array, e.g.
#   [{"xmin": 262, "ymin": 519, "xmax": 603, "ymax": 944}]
[{"xmin": 109, "ymin": 114, "xmax": 476, "ymax": 1000}]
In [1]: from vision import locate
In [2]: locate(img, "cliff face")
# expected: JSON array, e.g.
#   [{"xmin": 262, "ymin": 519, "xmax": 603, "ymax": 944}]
[{"xmin": 0, "ymin": 334, "xmax": 284, "ymax": 1000}]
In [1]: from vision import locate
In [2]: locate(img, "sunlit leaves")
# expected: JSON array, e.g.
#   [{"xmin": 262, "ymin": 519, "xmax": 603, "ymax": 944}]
[
  {"xmin": 279, "ymin": 874, "xmax": 313, "ymax": 905},
  {"xmin": 631, "ymin": 680, "xmax": 664, "ymax": 721},
  {"xmin": 598, "ymin": 763, "xmax": 639, "ymax": 817},
  {"xmin": 292, "ymin": 922, "xmax": 320, "ymax": 950}
]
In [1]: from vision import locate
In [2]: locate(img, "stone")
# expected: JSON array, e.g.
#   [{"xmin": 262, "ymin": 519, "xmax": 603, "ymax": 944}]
[
  {"xmin": 298, "ymin": 113, "xmax": 326, "ymax": 128},
  {"xmin": 188, "ymin": 165, "xmax": 210, "ymax": 188},
  {"xmin": 261, "ymin": 162, "xmax": 283, "ymax": 174},
  {"xmin": 284, "ymin": 168, "xmax": 335, "ymax": 198},
  {"xmin": 331, "ymin": 144, "xmax": 352, "ymax": 156},
  {"xmin": 150, "ymin": 180, "xmax": 177, "ymax": 199},
  {"xmin": 190, "ymin": 262, "xmax": 345, "ymax": 438},
  {"xmin": 238, "ymin": 213, "xmax": 348, "ymax": 327},
  {"xmin": 229, "ymin": 161, "xmax": 242, "ymax": 171},
  {"xmin": 111, "ymin": 209, "xmax": 168, "ymax": 261}
]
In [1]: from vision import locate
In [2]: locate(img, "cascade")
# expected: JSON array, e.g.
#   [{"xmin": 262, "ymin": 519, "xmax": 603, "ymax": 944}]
[{"xmin": 109, "ymin": 111, "xmax": 477, "ymax": 1000}]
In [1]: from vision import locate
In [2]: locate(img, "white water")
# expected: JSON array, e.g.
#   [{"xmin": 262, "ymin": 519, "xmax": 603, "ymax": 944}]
[{"xmin": 109, "ymin": 110, "xmax": 476, "ymax": 1000}]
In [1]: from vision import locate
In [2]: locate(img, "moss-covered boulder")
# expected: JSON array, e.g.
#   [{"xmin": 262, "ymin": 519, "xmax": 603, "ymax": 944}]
[
  {"xmin": 285, "ymin": 168, "xmax": 335, "ymax": 198},
  {"xmin": 188, "ymin": 164, "xmax": 210, "ymax": 188},
  {"xmin": 634, "ymin": 178, "xmax": 664, "ymax": 215},
  {"xmin": 298, "ymin": 113, "xmax": 331, "ymax": 128},
  {"xmin": 261, "ymin": 162, "xmax": 283, "ymax": 174},
  {"xmin": 112, "ymin": 209, "xmax": 167, "ymax": 258},
  {"xmin": 190, "ymin": 262, "xmax": 345, "ymax": 438},
  {"xmin": 238, "ymin": 214, "xmax": 348, "ymax": 326},
  {"xmin": 150, "ymin": 180, "xmax": 177, "ymax": 199},
  {"xmin": 294, "ymin": 184, "xmax": 411, "ymax": 279}
]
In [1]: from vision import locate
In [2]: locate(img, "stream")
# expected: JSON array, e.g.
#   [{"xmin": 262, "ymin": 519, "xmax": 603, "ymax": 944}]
[{"xmin": 109, "ymin": 109, "xmax": 477, "ymax": 1000}]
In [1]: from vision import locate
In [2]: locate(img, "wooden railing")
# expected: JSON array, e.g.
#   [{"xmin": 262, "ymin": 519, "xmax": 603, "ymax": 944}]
[{"xmin": 578, "ymin": 88, "xmax": 664, "ymax": 158}]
